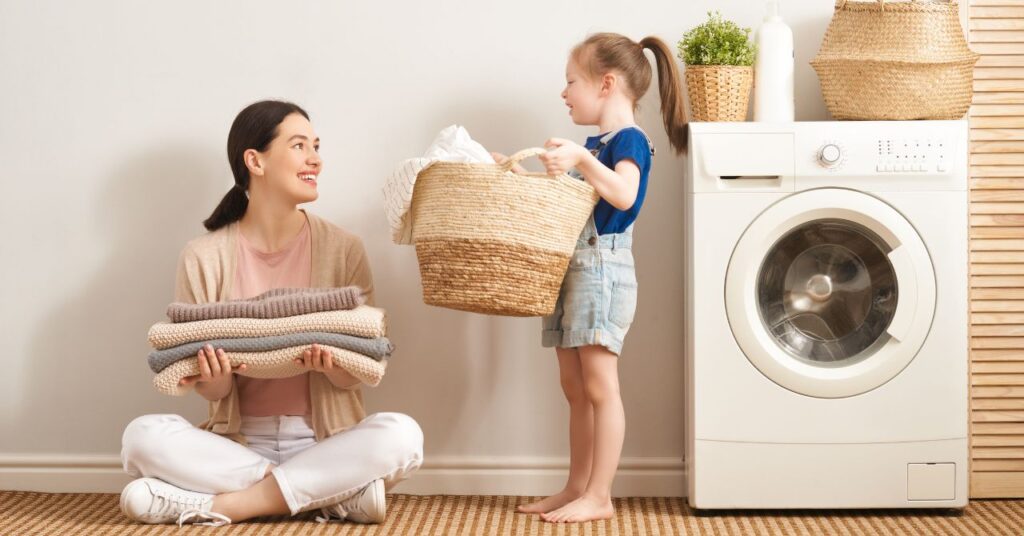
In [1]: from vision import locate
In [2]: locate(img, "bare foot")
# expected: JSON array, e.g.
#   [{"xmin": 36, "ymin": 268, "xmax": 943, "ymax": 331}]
[
  {"xmin": 540, "ymin": 495, "xmax": 614, "ymax": 523},
  {"xmin": 516, "ymin": 489, "xmax": 582, "ymax": 514}
]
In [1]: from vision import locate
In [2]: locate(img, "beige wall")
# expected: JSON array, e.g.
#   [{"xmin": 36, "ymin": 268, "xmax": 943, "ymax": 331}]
[{"xmin": 0, "ymin": 0, "xmax": 967, "ymax": 494}]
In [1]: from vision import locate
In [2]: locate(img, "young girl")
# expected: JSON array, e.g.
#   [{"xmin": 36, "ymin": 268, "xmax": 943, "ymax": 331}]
[
  {"xmin": 499, "ymin": 33, "xmax": 687, "ymax": 523},
  {"xmin": 119, "ymin": 100, "xmax": 423, "ymax": 526}
]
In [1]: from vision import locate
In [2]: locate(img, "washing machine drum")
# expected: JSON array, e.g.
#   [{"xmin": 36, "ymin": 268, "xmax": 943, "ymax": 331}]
[{"xmin": 726, "ymin": 189, "xmax": 936, "ymax": 398}]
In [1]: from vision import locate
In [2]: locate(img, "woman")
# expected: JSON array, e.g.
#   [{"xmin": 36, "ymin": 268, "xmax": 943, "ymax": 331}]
[{"xmin": 119, "ymin": 100, "xmax": 422, "ymax": 526}]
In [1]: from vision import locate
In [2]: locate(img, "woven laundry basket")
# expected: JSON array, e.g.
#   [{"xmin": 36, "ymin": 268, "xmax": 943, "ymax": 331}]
[
  {"xmin": 411, "ymin": 148, "xmax": 599, "ymax": 317},
  {"xmin": 811, "ymin": 0, "xmax": 979, "ymax": 120},
  {"xmin": 685, "ymin": 65, "xmax": 754, "ymax": 122}
]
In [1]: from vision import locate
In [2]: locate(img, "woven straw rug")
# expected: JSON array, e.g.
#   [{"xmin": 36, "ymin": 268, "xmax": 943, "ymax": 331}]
[{"xmin": 1, "ymin": 492, "xmax": 1022, "ymax": 535}]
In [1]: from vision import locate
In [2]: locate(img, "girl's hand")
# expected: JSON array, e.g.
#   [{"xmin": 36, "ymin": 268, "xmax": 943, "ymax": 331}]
[
  {"xmin": 539, "ymin": 138, "xmax": 589, "ymax": 176},
  {"xmin": 295, "ymin": 344, "xmax": 362, "ymax": 389},
  {"xmin": 179, "ymin": 345, "xmax": 246, "ymax": 387}
]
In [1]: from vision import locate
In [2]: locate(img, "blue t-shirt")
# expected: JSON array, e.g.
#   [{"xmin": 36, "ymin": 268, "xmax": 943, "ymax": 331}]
[{"xmin": 576, "ymin": 127, "xmax": 654, "ymax": 235}]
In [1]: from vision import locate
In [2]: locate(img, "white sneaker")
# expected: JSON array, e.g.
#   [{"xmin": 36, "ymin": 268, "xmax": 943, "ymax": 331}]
[
  {"xmin": 317, "ymin": 478, "xmax": 386, "ymax": 524},
  {"xmin": 119, "ymin": 477, "xmax": 231, "ymax": 526}
]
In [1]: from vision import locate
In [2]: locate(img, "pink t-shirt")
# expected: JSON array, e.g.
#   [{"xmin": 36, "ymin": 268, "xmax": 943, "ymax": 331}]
[{"xmin": 232, "ymin": 219, "xmax": 313, "ymax": 417}]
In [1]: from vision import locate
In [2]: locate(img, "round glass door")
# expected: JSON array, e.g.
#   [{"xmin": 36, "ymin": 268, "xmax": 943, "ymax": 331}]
[
  {"xmin": 725, "ymin": 189, "xmax": 935, "ymax": 398},
  {"xmin": 757, "ymin": 219, "xmax": 898, "ymax": 367}
]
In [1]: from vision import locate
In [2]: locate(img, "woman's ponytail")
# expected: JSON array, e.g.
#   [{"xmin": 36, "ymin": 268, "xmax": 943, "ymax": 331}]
[
  {"xmin": 203, "ymin": 184, "xmax": 249, "ymax": 231},
  {"xmin": 640, "ymin": 36, "xmax": 689, "ymax": 154}
]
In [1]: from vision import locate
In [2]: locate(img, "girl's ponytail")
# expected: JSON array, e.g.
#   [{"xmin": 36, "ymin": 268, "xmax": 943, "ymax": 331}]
[{"xmin": 640, "ymin": 37, "xmax": 688, "ymax": 154}]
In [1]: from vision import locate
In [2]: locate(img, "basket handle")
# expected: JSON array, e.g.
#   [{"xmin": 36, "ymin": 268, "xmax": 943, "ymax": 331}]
[
  {"xmin": 502, "ymin": 147, "xmax": 560, "ymax": 177},
  {"xmin": 836, "ymin": 0, "xmax": 940, "ymax": 9}
]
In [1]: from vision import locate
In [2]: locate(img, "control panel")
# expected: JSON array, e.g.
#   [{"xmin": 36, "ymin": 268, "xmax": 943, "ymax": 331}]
[{"xmin": 874, "ymin": 136, "xmax": 951, "ymax": 173}]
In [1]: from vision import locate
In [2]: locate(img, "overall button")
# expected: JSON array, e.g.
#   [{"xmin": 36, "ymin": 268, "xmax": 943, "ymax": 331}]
[{"xmin": 588, "ymin": 236, "xmax": 597, "ymax": 246}]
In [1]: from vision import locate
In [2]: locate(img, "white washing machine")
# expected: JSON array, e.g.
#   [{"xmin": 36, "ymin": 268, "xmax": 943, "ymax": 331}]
[{"xmin": 684, "ymin": 121, "xmax": 968, "ymax": 509}]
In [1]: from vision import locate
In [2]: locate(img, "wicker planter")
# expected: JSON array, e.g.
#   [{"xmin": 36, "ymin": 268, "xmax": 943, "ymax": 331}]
[
  {"xmin": 410, "ymin": 148, "xmax": 599, "ymax": 317},
  {"xmin": 684, "ymin": 65, "xmax": 753, "ymax": 122},
  {"xmin": 810, "ymin": 0, "xmax": 979, "ymax": 120}
]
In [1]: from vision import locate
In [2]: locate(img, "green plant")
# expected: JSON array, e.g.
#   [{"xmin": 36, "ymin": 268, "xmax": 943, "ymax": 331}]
[{"xmin": 677, "ymin": 11, "xmax": 756, "ymax": 66}]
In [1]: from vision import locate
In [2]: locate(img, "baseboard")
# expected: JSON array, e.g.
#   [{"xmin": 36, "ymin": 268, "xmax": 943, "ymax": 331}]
[{"xmin": 0, "ymin": 454, "xmax": 686, "ymax": 497}]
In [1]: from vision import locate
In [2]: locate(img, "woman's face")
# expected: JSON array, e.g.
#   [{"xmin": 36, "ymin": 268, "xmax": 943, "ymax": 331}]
[{"xmin": 251, "ymin": 113, "xmax": 322, "ymax": 205}]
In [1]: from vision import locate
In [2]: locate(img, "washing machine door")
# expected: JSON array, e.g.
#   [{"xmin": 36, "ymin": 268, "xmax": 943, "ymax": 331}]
[{"xmin": 725, "ymin": 188, "xmax": 936, "ymax": 398}]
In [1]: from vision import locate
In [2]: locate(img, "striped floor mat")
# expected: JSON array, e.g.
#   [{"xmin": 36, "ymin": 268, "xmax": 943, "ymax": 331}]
[{"xmin": 1, "ymin": 492, "xmax": 1022, "ymax": 535}]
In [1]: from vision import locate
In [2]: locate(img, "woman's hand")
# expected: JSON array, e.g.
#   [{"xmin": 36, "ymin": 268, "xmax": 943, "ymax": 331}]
[
  {"xmin": 490, "ymin": 151, "xmax": 528, "ymax": 174},
  {"xmin": 294, "ymin": 344, "xmax": 362, "ymax": 389},
  {"xmin": 181, "ymin": 345, "xmax": 246, "ymax": 402},
  {"xmin": 539, "ymin": 138, "xmax": 589, "ymax": 176}
]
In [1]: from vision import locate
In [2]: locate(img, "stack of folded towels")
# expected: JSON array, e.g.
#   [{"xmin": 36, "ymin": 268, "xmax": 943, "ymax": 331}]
[{"xmin": 146, "ymin": 287, "xmax": 393, "ymax": 396}]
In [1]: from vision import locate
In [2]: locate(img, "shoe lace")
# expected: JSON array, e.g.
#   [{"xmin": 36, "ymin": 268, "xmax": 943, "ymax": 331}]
[
  {"xmin": 151, "ymin": 488, "xmax": 209, "ymax": 518},
  {"xmin": 178, "ymin": 509, "xmax": 232, "ymax": 527},
  {"xmin": 315, "ymin": 505, "xmax": 346, "ymax": 524}
]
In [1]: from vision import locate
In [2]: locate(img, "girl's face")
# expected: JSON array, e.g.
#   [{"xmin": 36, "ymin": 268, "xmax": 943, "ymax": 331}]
[
  {"xmin": 561, "ymin": 57, "xmax": 604, "ymax": 126},
  {"xmin": 249, "ymin": 113, "xmax": 322, "ymax": 205}
]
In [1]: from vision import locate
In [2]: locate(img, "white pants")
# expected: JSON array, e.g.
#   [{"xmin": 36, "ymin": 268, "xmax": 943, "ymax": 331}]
[{"xmin": 121, "ymin": 412, "xmax": 423, "ymax": 515}]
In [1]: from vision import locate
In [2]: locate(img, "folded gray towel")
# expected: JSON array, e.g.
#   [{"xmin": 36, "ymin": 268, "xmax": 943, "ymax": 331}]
[
  {"xmin": 166, "ymin": 287, "xmax": 365, "ymax": 323},
  {"xmin": 148, "ymin": 331, "xmax": 394, "ymax": 373}
]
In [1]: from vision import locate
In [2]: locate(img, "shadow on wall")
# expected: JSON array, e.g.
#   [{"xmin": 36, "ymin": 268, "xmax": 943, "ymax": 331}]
[{"xmin": 21, "ymin": 144, "xmax": 223, "ymax": 454}]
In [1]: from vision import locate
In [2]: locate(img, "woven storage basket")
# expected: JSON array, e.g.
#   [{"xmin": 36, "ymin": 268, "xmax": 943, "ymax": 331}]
[
  {"xmin": 684, "ymin": 65, "xmax": 753, "ymax": 122},
  {"xmin": 411, "ymin": 148, "xmax": 599, "ymax": 317},
  {"xmin": 811, "ymin": 0, "xmax": 979, "ymax": 120}
]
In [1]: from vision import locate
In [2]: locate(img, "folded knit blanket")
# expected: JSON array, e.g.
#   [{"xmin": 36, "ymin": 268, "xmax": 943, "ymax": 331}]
[
  {"xmin": 154, "ymin": 345, "xmax": 388, "ymax": 396},
  {"xmin": 166, "ymin": 286, "xmax": 365, "ymax": 323},
  {"xmin": 148, "ymin": 307, "xmax": 387, "ymax": 350},
  {"xmin": 148, "ymin": 332, "xmax": 394, "ymax": 373}
]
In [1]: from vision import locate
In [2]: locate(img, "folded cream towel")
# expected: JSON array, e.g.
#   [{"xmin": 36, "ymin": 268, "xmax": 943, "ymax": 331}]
[
  {"xmin": 153, "ymin": 345, "xmax": 388, "ymax": 396},
  {"xmin": 148, "ymin": 307, "xmax": 387, "ymax": 350}
]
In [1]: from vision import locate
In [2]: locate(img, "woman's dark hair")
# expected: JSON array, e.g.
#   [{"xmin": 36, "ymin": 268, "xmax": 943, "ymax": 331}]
[{"xmin": 203, "ymin": 100, "xmax": 310, "ymax": 231}]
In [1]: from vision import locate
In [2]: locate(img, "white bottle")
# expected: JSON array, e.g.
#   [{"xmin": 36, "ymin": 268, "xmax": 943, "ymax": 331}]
[{"xmin": 753, "ymin": 0, "xmax": 795, "ymax": 122}]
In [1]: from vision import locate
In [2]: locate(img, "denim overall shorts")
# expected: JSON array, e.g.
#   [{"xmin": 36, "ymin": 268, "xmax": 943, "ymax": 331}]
[
  {"xmin": 541, "ymin": 214, "xmax": 637, "ymax": 355},
  {"xmin": 540, "ymin": 127, "xmax": 651, "ymax": 355}
]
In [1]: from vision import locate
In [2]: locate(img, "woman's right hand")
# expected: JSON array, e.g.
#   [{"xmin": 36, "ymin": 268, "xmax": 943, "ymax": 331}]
[{"xmin": 179, "ymin": 344, "xmax": 246, "ymax": 387}]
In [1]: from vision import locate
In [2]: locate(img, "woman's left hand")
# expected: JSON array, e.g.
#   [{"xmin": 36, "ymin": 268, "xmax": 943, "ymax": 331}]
[
  {"xmin": 294, "ymin": 344, "xmax": 362, "ymax": 388},
  {"xmin": 539, "ymin": 138, "xmax": 588, "ymax": 175}
]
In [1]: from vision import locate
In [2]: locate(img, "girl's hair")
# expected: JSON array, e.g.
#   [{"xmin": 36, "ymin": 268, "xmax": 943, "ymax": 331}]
[
  {"xmin": 202, "ymin": 100, "xmax": 310, "ymax": 231},
  {"xmin": 571, "ymin": 33, "xmax": 688, "ymax": 154}
]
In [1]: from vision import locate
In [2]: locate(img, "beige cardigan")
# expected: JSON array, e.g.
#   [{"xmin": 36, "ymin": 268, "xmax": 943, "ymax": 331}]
[{"xmin": 173, "ymin": 210, "xmax": 375, "ymax": 444}]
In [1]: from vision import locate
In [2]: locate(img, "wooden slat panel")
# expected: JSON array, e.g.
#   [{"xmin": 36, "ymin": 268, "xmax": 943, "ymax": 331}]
[
  {"xmin": 973, "ymin": 434, "xmax": 1024, "ymax": 446},
  {"xmin": 972, "ymin": 398, "xmax": 1024, "ymax": 409},
  {"xmin": 971, "ymin": 153, "xmax": 1024, "ymax": 165},
  {"xmin": 971, "ymin": 239, "xmax": 1024, "ymax": 251},
  {"xmin": 976, "ymin": 361, "xmax": 1024, "ymax": 373},
  {"xmin": 972, "ymin": 140, "xmax": 1024, "ymax": 152},
  {"xmin": 971, "ymin": 460, "xmax": 1024, "ymax": 471},
  {"xmin": 972, "ymin": 214, "xmax": 1024, "ymax": 225},
  {"xmin": 972, "ymin": 304, "xmax": 1024, "ymax": 315},
  {"xmin": 972, "ymin": 18, "xmax": 1024, "ymax": 30},
  {"xmin": 974, "ymin": 386, "xmax": 1024, "ymax": 397},
  {"xmin": 972, "ymin": 178, "xmax": 1024, "ymax": 190},
  {"xmin": 970, "ymin": 79, "xmax": 1024, "ymax": 92},
  {"xmin": 973, "ymin": 275, "xmax": 1024, "ymax": 286},
  {"xmin": 972, "ymin": 226, "xmax": 1024, "ymax": 238},
  {"xmin": 973, "ymin": 407, "xmax": 1024, "ymax": 419},
  {"xmin": 971, "ymin": 0, "xmax": 1024, "ymax": 6},
  {"xmin": 968, "ymin": 114, "xmax": 1024, "ymax": 127},
  {"xmin": 972, "ymin": 190, "xmax": 1024, "ymax": 201},
  {"xmin": 972, "ymin": 128, "xmax": 1024, "ymax": 140},
  {"xmin": 972, "ymin": 251, "xmax": 1024, "ymax": 263},
  {"xmin": 978, "ymin": 54, "xmax": 1024, "ymax": 67},
  {"xmin": 972, "ymin": 446, "xmax": 1024, "ymax": 457},
  {"xmin": 972, "ymin": 42, "xmax": 1024, "ymax": 55},
  {"xmin": 972, "ymin": 472, "xmax": 1024, "ymax": 497},
  {"xmin": 972, "ymin": 7, "xmax": 1024, "ymax": 18},
  {"xmin": 972, "ymin": 31, "xmax": 1024, "ymax": 43},
  {"xmin": 972, "ymin": 337, "xmax": 1024, "ymax": 348},
  {"xmin": 974, "ymin": 91, "xmax": 1024, "ymax": 103},
  {"xmin": 973, "ymin": 349, "xmax": 1024, "ymax": 360},
  {"xmin": 972, "ymin": 322, "xmax": 1024, "ymax": 333},
  {"xmin": 974, "ymin": 422, "xmax": 1024, "ymax": 434},
  {"xmin": 970, "ymin": 375, "xmax": 1024, "ymax": 387},
  {"xmin": 971, "ymin": 165, "xmax": 1024, "ymax": 177},
  {"xmin": 972, "ymin": 204, "xmax": 1024, "ymax": 214},
  {"xmin": 972, "ymin": 349, "xmax": 1024, "ymax": 360}
]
